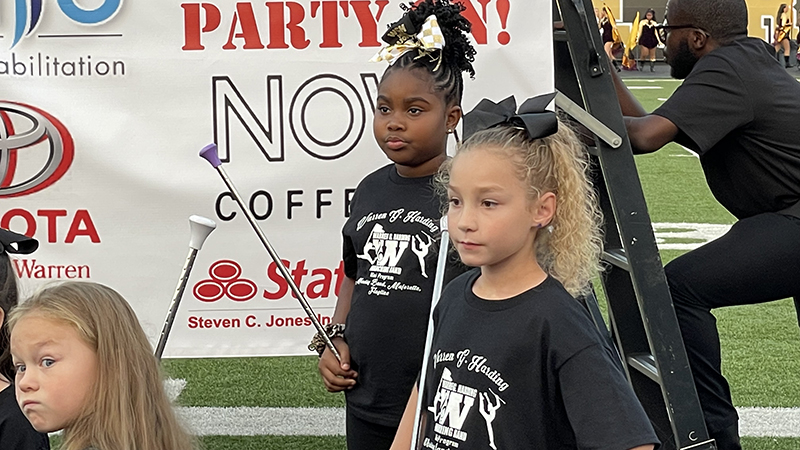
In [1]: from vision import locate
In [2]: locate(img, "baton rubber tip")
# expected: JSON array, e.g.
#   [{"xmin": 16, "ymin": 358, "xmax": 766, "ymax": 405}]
[
  {"xmin": 199, "ymin": 143, "xmax": 221, "ymax": 168},
  {"xmin": 188, "ymin": 215, "xmax": 217, "ymax": 250}
]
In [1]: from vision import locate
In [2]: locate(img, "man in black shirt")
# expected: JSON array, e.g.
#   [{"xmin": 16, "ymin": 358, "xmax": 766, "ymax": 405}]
[{"xmin": 610, "ymin": 0, "xmax": 800, "ymax": 449}]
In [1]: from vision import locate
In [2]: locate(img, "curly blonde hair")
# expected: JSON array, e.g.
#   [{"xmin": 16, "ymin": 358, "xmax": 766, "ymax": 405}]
[
  {"xmin": 437, "ymin": 121, "xmax": 603, "ymax": 296},
  {"xmin": 9, "ymin": 281, "xmax": 196, "ymax": 450}
]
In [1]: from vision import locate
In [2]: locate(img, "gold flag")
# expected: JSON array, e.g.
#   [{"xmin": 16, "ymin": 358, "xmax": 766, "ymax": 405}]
[
  {"xmin": 603, "ymin": 4, "xmax": 622, "ymax": 44},
  {"xmin": 622, "ymin": 11, "xmax": 640, "ymax": 70}
]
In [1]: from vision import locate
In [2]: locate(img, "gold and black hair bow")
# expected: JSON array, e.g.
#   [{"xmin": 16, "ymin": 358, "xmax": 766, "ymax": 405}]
[
  {"xmin": 462, "ymin": 93, "xmax": 558, "ymax": 142},
  {"xmin": 370, "ymin": 14, "xmax": 446, "ymax": 69}
]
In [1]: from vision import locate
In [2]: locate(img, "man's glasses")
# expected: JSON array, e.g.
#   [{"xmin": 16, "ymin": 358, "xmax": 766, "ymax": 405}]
[{"xmin": 654, "ymin": 24, "xmax": 708, "ymax": 42}]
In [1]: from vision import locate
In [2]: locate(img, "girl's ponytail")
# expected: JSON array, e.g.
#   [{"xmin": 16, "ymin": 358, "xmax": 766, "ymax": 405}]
[{"xmin": 537, "ymin": 123, "xmax": 603, "ymax": 297}]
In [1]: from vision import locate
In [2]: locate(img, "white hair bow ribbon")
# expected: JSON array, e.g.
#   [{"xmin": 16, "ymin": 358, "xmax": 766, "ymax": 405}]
[{"xmin": 370, "ymin": 15, "xmax": 446, "ymax": 70}]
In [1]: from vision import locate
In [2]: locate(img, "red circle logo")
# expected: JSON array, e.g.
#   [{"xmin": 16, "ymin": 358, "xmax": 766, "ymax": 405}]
[{"xmin": 193, "ymin": 260, "xmax": 257, "ymax": 302}]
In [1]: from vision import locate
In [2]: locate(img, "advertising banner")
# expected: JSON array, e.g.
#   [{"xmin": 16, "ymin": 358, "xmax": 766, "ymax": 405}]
[{"xmin": 1, "ymin": 0, "xmax": 553, "ymax": 357}]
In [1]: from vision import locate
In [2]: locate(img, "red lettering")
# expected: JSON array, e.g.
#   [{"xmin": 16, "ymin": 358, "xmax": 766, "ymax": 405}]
[
  {"xmin": 263, "ymin": 259, "xmax": 290, "ymax": 299},
  {"xmin": 223, "ymin": 3, "xmax": 266, "ymax": 50},
  {"xmin": 414, "ymin": 0, "xmax": 486, "ymax": 44},
  {"xmin": 38, "ymin": 209, "xmax": 67, "ymax": 243},
  {"xmin": 65, "ymin": 210, "xmax": 100, "ymax": 243},
  {"xmin": 1, "ymin": 208, "xmax": 35, "ymax": 236},
  {"xmin": 286, "ymin": 2, "xmax": 311, "ymax": 49},
  {"xmin": 307, "ymin": 267, "xmax": 332, "ymax": 299},
  {"xmin": 291, "ymin": 259, "xmax": 309, "ymax": 298},
  {"xmin": 454, "ymin": 0, "xmax": 487, "ymax": 44},
  {"xmin": 334, "ymin": 260, "xmax": 345, "ymax": 296},
  {"xmin": 311, "ymin": 1, "xmax": 343, "ymax": 48},
  {"xmin": 182, "ymin": 3, "xmax": 222, "ymax": 50},
  {"xmin": 187, "ymin": 316, "xmax": 242, "ymax": 328},
  {"xmin": 350, "ymin": 1, "xmax": 388, "ymax": 47},
  {"xmin": 263, "ymin": 259, "xmax": 349, "ymax": 300},
  {"xmin": 2, "ymin": 209, "xmax": 100, "ymax": 244},
  {"xmin": 266, "ymin": 2, "xmax": 310, "ymax": 49}
]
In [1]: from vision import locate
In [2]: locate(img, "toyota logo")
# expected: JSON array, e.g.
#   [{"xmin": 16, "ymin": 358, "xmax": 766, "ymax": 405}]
[{"xmin": 0, "ymin": 102, "xmax": 74, "ymax": 198}]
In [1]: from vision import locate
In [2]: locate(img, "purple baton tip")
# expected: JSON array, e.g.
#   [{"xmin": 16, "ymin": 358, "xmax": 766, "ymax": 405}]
[{"xmin": 199, "ymin": 143, "xmax": 221, "ymax": 168}]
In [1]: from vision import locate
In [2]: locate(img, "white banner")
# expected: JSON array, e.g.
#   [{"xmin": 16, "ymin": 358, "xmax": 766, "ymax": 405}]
[{"xmin": 0, "ymin": 0, "xmax": 553, "ymax": 357}]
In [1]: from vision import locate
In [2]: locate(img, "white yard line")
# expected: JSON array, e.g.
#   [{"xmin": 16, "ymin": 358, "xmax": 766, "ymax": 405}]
[
  {"xmin": 652, "ymin": 222, "xmax": 731, "ymax": 250},
  {"xmin": 178, "ymin": 406, "xmax": 345, "ymax": 436},
  {"xmin": 677, "ymin": 144, "xmax": 699, "ymax": 158},
  {"xmin": 739, "ymin": 407, "xmax": 800, "ymax": 438},
  {"xmin": 176, "ymin": 406, "xmax": 800, "ymax": 437}
]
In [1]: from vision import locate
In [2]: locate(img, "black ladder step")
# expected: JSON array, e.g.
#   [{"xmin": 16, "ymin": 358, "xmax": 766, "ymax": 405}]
[
  {"xmin": 679, "ymin": 439, "xmax": 717, "ymax": 450},
  {"xmin": 627, "ymin": 353, "xmax": 659, "ymax": 382},
  {"xmin": 602, "ymin": 248, "xmax": 630, "ymax": 271}
]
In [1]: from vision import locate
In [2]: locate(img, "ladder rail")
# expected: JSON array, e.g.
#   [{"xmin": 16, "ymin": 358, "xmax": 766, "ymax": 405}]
[{"xmin": 554, "ymin": 0, "xmax": 716, "ymax": 448}]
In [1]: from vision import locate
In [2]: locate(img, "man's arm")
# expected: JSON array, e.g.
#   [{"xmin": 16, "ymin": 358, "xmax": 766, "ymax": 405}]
[
  {"xmin": 610, "ymin": 65, "xmax": 679, "ymax": 153},
  {"xmin": 624, "ymin": 115, "xmax": 679, "ymax": 153}
]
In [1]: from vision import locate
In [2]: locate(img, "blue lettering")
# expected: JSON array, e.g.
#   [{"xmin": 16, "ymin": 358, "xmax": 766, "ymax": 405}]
[{"xmin": 58, "ymin": 0, "xmax": 123, "ymax": 24}]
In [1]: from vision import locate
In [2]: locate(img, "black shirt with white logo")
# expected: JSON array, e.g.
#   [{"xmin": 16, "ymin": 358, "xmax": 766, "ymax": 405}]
[
  {"xmin": 343, "ymin": 164, "xmax": 464, "ymax": 426},
  {"xmin": 421, "ymin": 270, "xmax": 659, "ymax": 450}
]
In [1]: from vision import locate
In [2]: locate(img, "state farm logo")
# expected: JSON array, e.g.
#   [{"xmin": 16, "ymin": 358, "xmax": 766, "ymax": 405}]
[
  {"xmin": 194, "ymin": 260, "xmax": 258, "ymax": 302},
  {"xmin": 0, "ymin": 102, "xmax": 74, "ymax": 198}
]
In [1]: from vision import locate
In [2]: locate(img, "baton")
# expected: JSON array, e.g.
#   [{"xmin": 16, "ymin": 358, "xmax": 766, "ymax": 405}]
[
  {"xmin": 411, "ymin": 216, "xmax": 449, "ymax": 449},
  {"xmin": 155, "ymin": 215, "xmax": 216, "ymax": 360},
  {"xmin": 199, "ymin": 143, "xmax": 342, "ymax": 362}
]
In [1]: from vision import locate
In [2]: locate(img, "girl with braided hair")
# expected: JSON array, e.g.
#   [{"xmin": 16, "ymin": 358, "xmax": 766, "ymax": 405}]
[{"xmin": 314, "ymin": 1, "xmax": 474, "ymax": 448}]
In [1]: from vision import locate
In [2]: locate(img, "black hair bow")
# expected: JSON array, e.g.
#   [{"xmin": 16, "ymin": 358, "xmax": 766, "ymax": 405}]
[
  {"xmin": 381, "ymin": 14, "xmax": 420, "ymax": 45},
  {"xmin": 462, "ymin": 93, "xmax": 558, "ymax": 142},
  {"xmin": 0, "ymin": 228, "xmax": 38, "ymax": 255}
]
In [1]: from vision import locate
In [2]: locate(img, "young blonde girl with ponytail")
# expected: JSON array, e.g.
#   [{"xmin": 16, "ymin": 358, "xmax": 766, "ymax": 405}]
[
  {"xmin": 9, "ymin": 281, "xmax": 195, "ymax": 450},
  {"xmin": 390, "ymin": 96, "xmax": 659, "ymax": 450}
]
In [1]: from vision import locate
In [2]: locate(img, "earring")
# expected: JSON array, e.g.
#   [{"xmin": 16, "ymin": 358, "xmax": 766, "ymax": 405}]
[{"xmin": 447, "ymin": 128, "xmax": 453, "ymax": 134}]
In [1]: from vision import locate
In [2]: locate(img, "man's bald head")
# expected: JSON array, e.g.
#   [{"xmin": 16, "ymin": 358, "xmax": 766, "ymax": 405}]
[{"xmin": 668, "ymin": 0, "xmax": 748, "ymax": 44}]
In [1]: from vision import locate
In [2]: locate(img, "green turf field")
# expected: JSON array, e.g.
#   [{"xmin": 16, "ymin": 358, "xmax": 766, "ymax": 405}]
[{"xmin": 151, "ymin": 79, "xmax": 799, "ymax": 450}]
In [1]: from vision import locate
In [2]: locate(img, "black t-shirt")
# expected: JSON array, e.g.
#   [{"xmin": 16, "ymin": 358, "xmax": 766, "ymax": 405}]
[
  {"xmin": 0, "ymin": 385, "xmax": 50, "ymax": 450},
  {"xmin": 654, "ymin": 37, "xmax": 800, "ymax": 219},
  {"xmin": 420, "ymin": 270, "xmax": 659, "ymax": 450},
  {"xmin": 342, "ymin": 164, "xmax": 465, "ymax": 426}
]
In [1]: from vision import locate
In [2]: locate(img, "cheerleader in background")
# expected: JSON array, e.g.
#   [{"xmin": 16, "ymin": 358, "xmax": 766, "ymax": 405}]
[
  {"xmin": 637, "ymin": 9, "xmax": 662, "ymax": 72},
  {"xmin": 774, "ymin": 3, "xmax": 793, "ymax": 67},
  {"xmin": 598, "ymin": 7, "xmax": 622, "ymax": 72}
]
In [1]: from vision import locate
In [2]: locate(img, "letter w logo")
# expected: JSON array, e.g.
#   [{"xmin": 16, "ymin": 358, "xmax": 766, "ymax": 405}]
[
  {"xmin": 438, "ymin": 391, "xmax": 474, "ymax": 429},
  {"xmin": 376, "ymin": 240, "xmax": 407, "ymax": 266}
]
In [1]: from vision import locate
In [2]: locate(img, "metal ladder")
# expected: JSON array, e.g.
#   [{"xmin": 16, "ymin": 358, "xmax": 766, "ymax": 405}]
[{"xmin": 552, "ymin": 1, "xmax": 716, "ymax": 448}]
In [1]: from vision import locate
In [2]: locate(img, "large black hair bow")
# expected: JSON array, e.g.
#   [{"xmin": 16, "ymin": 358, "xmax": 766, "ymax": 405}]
[
  {"xmin": 462, "ymin": 93, "xmax": 558, "ymax": 142},
  {"xmin": 0, "ymin": 228, "xmax": 38, "ymax": 255}
]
